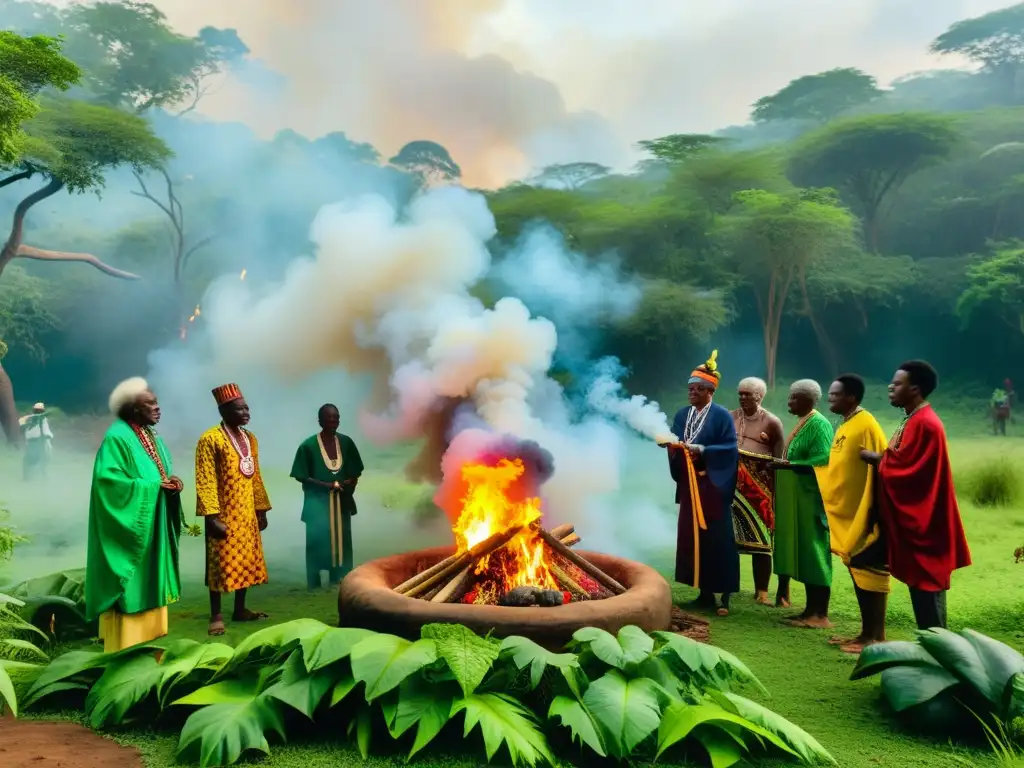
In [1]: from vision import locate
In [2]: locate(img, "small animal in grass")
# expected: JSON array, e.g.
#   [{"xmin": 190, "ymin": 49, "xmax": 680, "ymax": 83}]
[{"xmin": 499, "ymin": 585, "xmax": 567, "ymax": 608}]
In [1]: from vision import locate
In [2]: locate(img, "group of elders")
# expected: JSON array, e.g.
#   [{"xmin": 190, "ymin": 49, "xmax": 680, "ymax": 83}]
[
  {"xmin": 83, "ymin": 379, "xmax": 363, "ymax": 651},
  {"xmin": 664, "ymin": 351, "xmax": 972, "ymax": 654}
]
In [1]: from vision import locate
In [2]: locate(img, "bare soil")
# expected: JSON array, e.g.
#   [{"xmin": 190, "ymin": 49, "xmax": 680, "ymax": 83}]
[{"xmin": 0, "ymin": 716, "xmax": 143, "ymax": 768}]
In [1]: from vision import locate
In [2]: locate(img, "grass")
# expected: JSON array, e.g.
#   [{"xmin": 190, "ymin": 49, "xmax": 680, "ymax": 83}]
[{"xmin": 1, "ymin": 405, "xmax": 1024, "ymax": 767}]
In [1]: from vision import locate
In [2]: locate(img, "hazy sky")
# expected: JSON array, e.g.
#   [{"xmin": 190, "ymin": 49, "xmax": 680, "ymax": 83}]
[{"xmin": 139, "ymin": 0, "xmax": 1015, "ymax": 184}]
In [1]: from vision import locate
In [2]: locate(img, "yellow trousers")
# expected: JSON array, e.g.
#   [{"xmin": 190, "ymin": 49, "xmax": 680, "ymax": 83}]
[{"xmin": 98, "ymin": 606, "xmax": 168, "ymax": 653}]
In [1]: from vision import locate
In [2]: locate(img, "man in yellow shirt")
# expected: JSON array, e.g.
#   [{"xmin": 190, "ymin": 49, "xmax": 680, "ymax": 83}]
[{"xmin": 821, "ymin": 374, "xmax": 889, "ymax": 654}]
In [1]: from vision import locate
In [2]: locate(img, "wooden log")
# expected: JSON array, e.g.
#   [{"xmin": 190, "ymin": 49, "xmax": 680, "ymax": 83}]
[
  {"xmin": 432, "ymin": 563, "xmax": 474, "ymax": 603},
  {"xmin": 549, "ymin": 523, "xmax": 575, "ymax": 540},
  {"xmin": 550, "ymin": 561, "xmax": 587, "ymax": 600},
  {"xmin": 394, "ymin": 551, "xmax": 462, "ymax": 594},
  {"xmin": 404, "ymin": 526, "xmax": 524, "ymax": 599},
  {"xmin": 537, "ymin": 527, "xmax": 627, "ymax": 595},
  {"xmin": 561, "ymin": 533, "xmax": 581, "ymax": 548}
]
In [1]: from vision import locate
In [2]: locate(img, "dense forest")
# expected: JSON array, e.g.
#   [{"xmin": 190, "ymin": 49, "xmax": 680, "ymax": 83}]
[{"xmin": 1, "ymin": 0, "xmax": 1024, "ymax": 437}]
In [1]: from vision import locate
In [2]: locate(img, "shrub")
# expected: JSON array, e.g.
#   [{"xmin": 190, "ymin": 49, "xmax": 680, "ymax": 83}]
[
  {"xmin": 0, "ymin": 592, "xmax": 50, "ymax": 716},
  {"xmin": 851, "ymin": 628, "xmax": 1024, "ymax": 736},
  {"xmin": 0, "ymin": 507, "xmax": 27, "ymax": 563},
  {"xmin": 21, "ymin": 620, "xmax": 835, "ymax": 767},
  {"xmin": 958, "ymin": 459, "xmax": 1022, "ymax": 508}
]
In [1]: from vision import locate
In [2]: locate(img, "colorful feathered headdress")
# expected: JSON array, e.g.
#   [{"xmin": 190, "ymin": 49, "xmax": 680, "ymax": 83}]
[{"xmin": 688, "ymin": 349, "xmax": 721, "ymax": 389}]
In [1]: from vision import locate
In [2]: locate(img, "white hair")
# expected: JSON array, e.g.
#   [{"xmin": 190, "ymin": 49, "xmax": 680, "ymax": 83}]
[
  {"xmin": 737, "ymin": 377, "xmax": 767, "ymax": 400},
  {"xmin": 790, "ymin": 379, "xmax": 822, "ymax": 403},
  {"xmin": 108, "ymin": 377, "xmax": 150, "ymax": 416}
]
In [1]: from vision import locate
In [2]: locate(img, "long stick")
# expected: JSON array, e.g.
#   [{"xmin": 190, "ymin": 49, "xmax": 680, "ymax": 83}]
[
  {"xmin": 431, "ymin": 563, "xmax": 474, "ymax": 603},
  {"xmin": 549, "ymin": 523, "xmax": 574, "ymax": 540},
  {"xmin": 404, "ymin": 526, "xmax": 523, "ymax": 599},
  {"xmin": 394, "ymin": 551, "xmax": 461, "ymax": 595},
  {"xmin": 561, "ymin": 533, "xmax": 581, "ymax": 548},
  {"xmin": 537, "ymin": 527, "xmax": 626, "ymax": 595},
  {"xmin": 550, "ymin": 562, "xmax": 586, "ymax": 598}
]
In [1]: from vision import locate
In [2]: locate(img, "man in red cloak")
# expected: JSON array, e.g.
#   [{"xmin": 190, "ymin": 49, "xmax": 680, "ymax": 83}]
[{"xmin": 860, "ymin": 360, "xmax": 971, "ymax": 630}]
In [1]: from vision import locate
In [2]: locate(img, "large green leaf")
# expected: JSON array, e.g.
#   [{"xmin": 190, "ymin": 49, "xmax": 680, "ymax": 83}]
[
  {"xmin": 300, "ymin": 627, "xmax": 376, "ymax": 672},
  {"xmin": 957, "ymin": 629, "xmax": 1024, "ymax": 707},
  {"xmin": 695, "ymin": 726, "xmax": 747, "ymax": 768},
  {"xmin": 0, "ymin": 660, "xmax": 17, "ymax": 715},
  {"xmin": 422, "ymin": 623, "xmax": 500, "ymax": 697},
  {"xmin": 656, "ymin": 701, "xmax": 755, "ymax": 760},
  {"xmin": 452, "ymin": 692, "xmax": 555, "ymax": 767},
  {"xmin": 719, "ymin": 692, "xmax": 836, "ymax": 765},
  {"xmin": 176, "ymin": 695, "xmax": 286, "ymax": 768},
  {"xmin": 85, "ymin": 652, "xmax": 165, "ymax": 729},
  {"xmin": 156, "ymin": 639, "xmax": 233, "ymax": 707},
  {"xmin": 173, "ymin": 676, "xmax": 263, "ymax": 707},
  {"xmin": 382, "ymin": 674, "xmax": 457, "ymax": 759},
  {"xmin": 354, "ymin": 702, "xmax": 372, "ymax": 759},
  {"xmin": 571, "ymin": 626, "xmax": 654, "ymax": 671},
  {"xmin": 581, "ymin": 668, "xmax": 662, "ymax": 758},
  {"xmin": 21, "ymin": 649, "xmax": 105, "ymax": 708},
  {"xmin": 329, "ymin": 668, "xmax": 359, "ymax": 708},
  {"xmin": 350, "ymin": 634, "xmax": 437, "ymax": 701},
  {"xmin": 262, "ymin": 650, "xmax": 335, "ymax": 719},
  {"xmin": 879, "ymin": 665, "xmax": 961, "ymax": 712},
  {"xmin": 652, "ymin": 631, "xmax": 766, "ymax": 694},
  {"xmin": 499, "ymin": 635, "xmax": 582, "ymax": 695},
  {"xmin": 0, "ymin": 637, "xmax": 48, "ymax": 662},
  {"xmin": 548, "ymin": 694, "xmax": 607, "ymax": 757},
  {"xmin": 850, "ymin": 640, "xmax": 944, "ymax": 680},
  {"xmin": 1006, "ymin": 672, "xmax": 1024, "ymax": 720},
  {"xmin": 213, "ymin": 619, "xmax": 331, "ymax": 680}
]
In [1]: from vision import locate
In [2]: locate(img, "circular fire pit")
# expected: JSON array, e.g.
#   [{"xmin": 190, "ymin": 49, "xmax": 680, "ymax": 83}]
[{"xmin": 338, "ymin": 545, "xmax": 672, "ymax": 648}]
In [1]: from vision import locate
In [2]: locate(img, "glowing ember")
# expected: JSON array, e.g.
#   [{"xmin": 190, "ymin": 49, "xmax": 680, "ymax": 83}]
[{"xmin": 453, "ymin": 458, "xmax": 557, "ymax": 594}]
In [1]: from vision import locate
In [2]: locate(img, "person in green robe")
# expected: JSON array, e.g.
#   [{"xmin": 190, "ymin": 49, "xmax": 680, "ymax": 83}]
[
  {"xmin": 772, "ymin": 379, "xmax": 835, "ymax": 630},
  {"xmin": 290, "ymin": 403, "xmax": 365, "ymax": 589},
  {"xmin": 85, "ymin": 377, "xmax": 185, "ymax": 652}
]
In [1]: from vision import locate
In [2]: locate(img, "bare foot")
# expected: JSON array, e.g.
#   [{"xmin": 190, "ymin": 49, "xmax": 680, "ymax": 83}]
[
  {"xmin": 208, "ymin": 616, "xmax": 226, "ymax": 636},
  {"xmin": 799, "ymin": 616, "xmax": 834, "ymax": 629},
  {"xmin": 754, "ymin": 592, "xmax": 771, "ymax": 606},
  {"xmin": 716, "ymin": 606, "xmax": 730, "ymax": 617},
  {"xmin": 232, "ymin": 609, "xmax": 270, "ymax": 622},
  {"xmin": 774, "ymin": 597, "xmax": 792, "ymax": 609},
  {"xmin": 829, "ymin": 635, "xmax": 860, "ymax": 646},
  {"xmin": 840, "ymin": 641, "xmax": 866, "ymax": 655}
]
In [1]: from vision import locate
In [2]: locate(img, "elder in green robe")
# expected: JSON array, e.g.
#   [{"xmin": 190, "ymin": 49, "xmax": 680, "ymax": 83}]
[
  {"xmin": 773, "ymin": 379, "xmax": 835, "ymax": 630},
  {"xmin": 85, "ymin": 377, "xmax": 184, "ymax": 652},
  {"xmin": 290, "ymin": 404, "xmax": 364, "ymax": 589}
]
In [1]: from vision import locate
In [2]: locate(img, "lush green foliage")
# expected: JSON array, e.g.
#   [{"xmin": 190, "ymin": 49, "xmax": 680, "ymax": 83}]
[
  {"xmin": 19, "ymin": 619, "xmax": 833, "ymax": 767},
  {"xmin": 0, "ymin": 506, "xmax": 26, "ymax": 562},
  {"xmin": 957, "ymin": 458, "xmax": 1022, "ymax": 508},
  {"xmin": 851, "ymin": 628, "xmax": 1024, "ymax": 735},
  {"xmin": 0, "ymin": 568, "xmax": 93, "ymax": 640},
  {"xmin": 752, "ymin": 68, "xmax": 882, "ymax": 125},
  {"xmin": 957, "ymin": 241, "xmax": 1024, "ymax": 336},
  {"xmin": 0, "ymin": 591, "xmax": 49, "ymax": 715}
]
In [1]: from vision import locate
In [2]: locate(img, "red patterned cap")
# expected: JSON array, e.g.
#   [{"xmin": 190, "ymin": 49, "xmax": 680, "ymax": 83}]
[{"xmin": 212, "ymin": 383, "xmax": 243, "ymax": 406}]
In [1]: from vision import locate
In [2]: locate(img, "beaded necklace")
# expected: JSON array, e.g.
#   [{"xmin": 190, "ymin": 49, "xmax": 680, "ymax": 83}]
[
  {"xmin": 684, "ymin": 402, "xmax": 712, "ymax": 443},
  {"xmin": 131, "ymin": 423, "xmax": 168, "ymax": 481},
  {"xmin": 890, "ymin": 402, "xmax": 926, "ymax": 451},
  {"xmin": 737, "ymin": 406, "xmax": 764, "ymax": 444},
  {"xmin": 221, "ymin": 423, "xmax": 256, "ymax": 478},
  {"xmin": 317, "ymin": 433, "xmax": 343, "ymax": 474}
]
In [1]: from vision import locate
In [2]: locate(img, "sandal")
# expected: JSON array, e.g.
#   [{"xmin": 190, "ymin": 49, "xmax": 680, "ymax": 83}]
[{"xmin": 208, "ymin": 617, "xmax": 226, "ymax": 636}]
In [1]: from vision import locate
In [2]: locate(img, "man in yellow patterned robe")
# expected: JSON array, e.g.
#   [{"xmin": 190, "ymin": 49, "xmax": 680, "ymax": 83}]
[{"xmin": 195, "ymin": 383, "xmax": 272, "ymax": 636}]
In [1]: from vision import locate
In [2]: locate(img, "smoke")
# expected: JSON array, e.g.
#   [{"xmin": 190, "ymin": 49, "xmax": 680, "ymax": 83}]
[
  {"xmin": 146, "ymin": 185, "xmax": 677, "ymax": 559},
  {"xmin": 585, "ymin": 357, "xmax": 677, "ymax": 443}
]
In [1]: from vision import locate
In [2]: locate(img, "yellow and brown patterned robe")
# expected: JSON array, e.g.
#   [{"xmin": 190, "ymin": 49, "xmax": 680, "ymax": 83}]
[{"xmin": 195, "ymin": 426, "xmax": 271, "ymax": 592}]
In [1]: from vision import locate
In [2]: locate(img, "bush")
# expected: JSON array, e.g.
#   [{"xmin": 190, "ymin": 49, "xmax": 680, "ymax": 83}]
[
  {"xmin": 21, "ymin": 620, "xmax": 835, "ymax": 767},
  {"xmin": 958, "ymin": 459, "xmax": 1022, "ymax": 508}
]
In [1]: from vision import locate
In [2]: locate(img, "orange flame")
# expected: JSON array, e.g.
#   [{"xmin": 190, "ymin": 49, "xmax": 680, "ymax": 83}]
[
  {"xmin": 453, "ymin": 458, "xmax": 556, "ymax": 593},
  {"xmin": 180, "ymin": 268, "xmax": 244, "ymax": 341}
]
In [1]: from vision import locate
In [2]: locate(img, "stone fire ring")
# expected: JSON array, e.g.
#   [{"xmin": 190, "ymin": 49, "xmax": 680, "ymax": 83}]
[{"xmin": 338, "ymin": 545, "xmax": 672, "ymax": 648}]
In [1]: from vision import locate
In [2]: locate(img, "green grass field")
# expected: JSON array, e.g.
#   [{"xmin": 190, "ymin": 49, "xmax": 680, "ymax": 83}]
[{"xmin": 1, "ymin": 394, "xmax": 1022, "ymax": 768}]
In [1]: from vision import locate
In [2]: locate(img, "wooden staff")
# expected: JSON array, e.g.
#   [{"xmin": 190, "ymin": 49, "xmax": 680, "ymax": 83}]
[
  {"xmin": 404, "ymin": 526, "xmax": 523, "ymax": 599},
  {"xmin": 537, "ymin": 527, "xmax": 626, "ymax": 595}
]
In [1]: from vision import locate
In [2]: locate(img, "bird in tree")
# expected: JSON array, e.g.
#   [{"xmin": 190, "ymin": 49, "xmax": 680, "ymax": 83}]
[
  {"xmin": 751, "ymin": 68, "xmax": 883, "ymax": 125},
  {"xmin": 787, "ymin": 112, "xmax": 959, "ymax": 252},
  {"xmin": 389, "ymin": 140, "xmax": 462, "ymax": 187},
  {"xmin": 931, "ymin": 3, "xmax": 1024, "ymax": 104}
]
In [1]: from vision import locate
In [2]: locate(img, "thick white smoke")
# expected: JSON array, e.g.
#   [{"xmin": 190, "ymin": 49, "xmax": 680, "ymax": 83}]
[{"xmin": 148, "ymin": 186, "xmax": 676, "ymax": 555}]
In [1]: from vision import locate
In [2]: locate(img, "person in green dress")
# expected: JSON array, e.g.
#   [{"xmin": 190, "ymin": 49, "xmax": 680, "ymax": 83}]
[
  {"xmin": 85, "ymin": 377, "xmax": 185, "ymax": 652},
  {"xmin": 772, "ymin": 379, "xmax": 835, "ymax": 629},
  {"xmin": 290, "ymin": 404, "xmax": 364, "ymax": 589}
]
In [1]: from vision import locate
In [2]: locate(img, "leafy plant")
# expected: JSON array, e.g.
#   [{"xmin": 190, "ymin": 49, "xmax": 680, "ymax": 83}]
[
  {"xmin": 0, "ymin": 569, "xmax": 95, "ymax": 640},
  {"xmin": 851, "ymin": 628, "xmax": 1024, "ymax": 735},
  {"xmin": 0, "ymin": 592, "xmax": 50, "ymax": 716},
  {"xmin": 0, "ymin": 506, "xmax": 27, "ymax": 562},
  {"xmin": 22, "ymin": 620, "xmax": 834, "ymax": 768}
]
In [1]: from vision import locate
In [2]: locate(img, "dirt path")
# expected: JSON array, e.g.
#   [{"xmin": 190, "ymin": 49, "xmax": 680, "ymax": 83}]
[{"xmin": 0, "ymin": 717, "xmax": 143, "ymax": 768}]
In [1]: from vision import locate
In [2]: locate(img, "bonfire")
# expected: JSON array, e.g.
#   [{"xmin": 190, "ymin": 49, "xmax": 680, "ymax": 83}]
[{"xmin": 393, "ymin": 457, "xmax": 626, "ymax": 606}]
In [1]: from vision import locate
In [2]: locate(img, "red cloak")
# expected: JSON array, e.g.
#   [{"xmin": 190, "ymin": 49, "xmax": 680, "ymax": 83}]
[{"xmin": 878, "ymin": 404, "xmax": 971, "ymax": 591}]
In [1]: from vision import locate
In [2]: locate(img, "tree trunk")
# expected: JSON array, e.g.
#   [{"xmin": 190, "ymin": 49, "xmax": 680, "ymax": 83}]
[
  {"xmin": 758, "ymin": 268, "xmax": 794, "ymax": 388},
  {"xmin": 0, "ymin": 177, "xmax": 64, "ymax": 278},
  {"xmin": 0, "ymin": 359, "xmax": 20, "ymax": 447},
  {"xmin": 798, "ymin": 269, "xmax": 839, "ymax": 376}
]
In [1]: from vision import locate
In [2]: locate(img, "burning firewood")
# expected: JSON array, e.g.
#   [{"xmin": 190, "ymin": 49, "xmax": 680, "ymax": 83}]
[
  {"xmin": 404, "ymin": 526, "xmax": 525, "ymax": 599},
  {"xmin": 537, "ymin": 527, "xmax": 627, "ymax": 596}
]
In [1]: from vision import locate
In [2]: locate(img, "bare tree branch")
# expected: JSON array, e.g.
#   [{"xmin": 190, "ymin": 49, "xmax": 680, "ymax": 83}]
[{"xmin": 15, "ymin": 245, "xmax": 141, "ymax": 279}]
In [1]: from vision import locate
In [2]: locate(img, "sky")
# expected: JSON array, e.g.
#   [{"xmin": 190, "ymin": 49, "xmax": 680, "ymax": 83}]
[{"xmin": 125, "ymin": 1, "xmax": 1019, "ymax": 184}]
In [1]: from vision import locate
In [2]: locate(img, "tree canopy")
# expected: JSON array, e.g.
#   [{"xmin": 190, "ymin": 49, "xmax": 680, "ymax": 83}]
[
  {"xmin": 751, "ymin": 68, "xmax": 883, "ymax": 124},
  {"xmin": 389, "ymin": 140, "xmax": 462, "ymax": 186}
]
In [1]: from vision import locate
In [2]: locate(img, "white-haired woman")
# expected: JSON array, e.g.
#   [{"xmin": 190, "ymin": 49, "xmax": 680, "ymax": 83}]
[
  {"xmin": 85, "ymin": 377, "xmax": 184, "ymax": 652},
  {"xmin": 771, "ymin": 379, "xmax": 835, "ymax": 629},
  {"xmin": 730, "ymin": 377, "xmax": 786, "ymax": 607}
]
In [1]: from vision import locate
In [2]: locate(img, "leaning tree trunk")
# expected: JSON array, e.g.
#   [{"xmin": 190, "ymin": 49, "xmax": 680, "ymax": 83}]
[
  {"xmin": 0, "ymin": 360, "xmax": 20, "ymax": 447},
  {"xmin": 798, "ymin": 269, "xmax": 839, "ymax": 376}
]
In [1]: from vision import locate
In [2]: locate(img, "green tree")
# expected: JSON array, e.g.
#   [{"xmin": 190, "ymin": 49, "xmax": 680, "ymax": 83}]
[
  {"xmin": 635, "ymin": 133, "xmax": 728, "ymax": 164},
  {"xmin": 931, "ymin": 3, "xmax": 1024, "ymax": 103},
  {"xmin": 956, "ymin": 242, "xmax": 1024, "ymax": 336},
  {"xmin": 716, "ymin": 188, "xmax": 858, "ymax": 385},
  {"xmin": 787, "ymin": 112, "xmax": 959, "ymax": 252},
  {"xmin": 751, "ymin": 68, "xmax": 883, "ymax": 124},
  {"xmin": 389, "ymin": 140, "xmax": 461, "ymax": 187},
  {"xmin": 530, "ymin": 162, "xmax": 610, "ymax": 190}
]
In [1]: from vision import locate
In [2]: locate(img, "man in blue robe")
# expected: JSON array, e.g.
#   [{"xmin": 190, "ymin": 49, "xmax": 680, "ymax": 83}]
[{"xmin": 663, "ymin": 350, "xmax": 741, "ymax": 616}]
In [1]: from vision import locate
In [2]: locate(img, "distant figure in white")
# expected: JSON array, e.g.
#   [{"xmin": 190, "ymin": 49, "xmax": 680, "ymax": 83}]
[{"xmin": 20, "ymin": 402, "xmax": 53, "ymax": 480}]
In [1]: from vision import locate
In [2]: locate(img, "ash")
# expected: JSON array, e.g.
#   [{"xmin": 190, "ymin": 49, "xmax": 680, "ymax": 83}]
[{"xmin": 499, "ymin": 585, "xmax": 565, "ymax": 608}]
